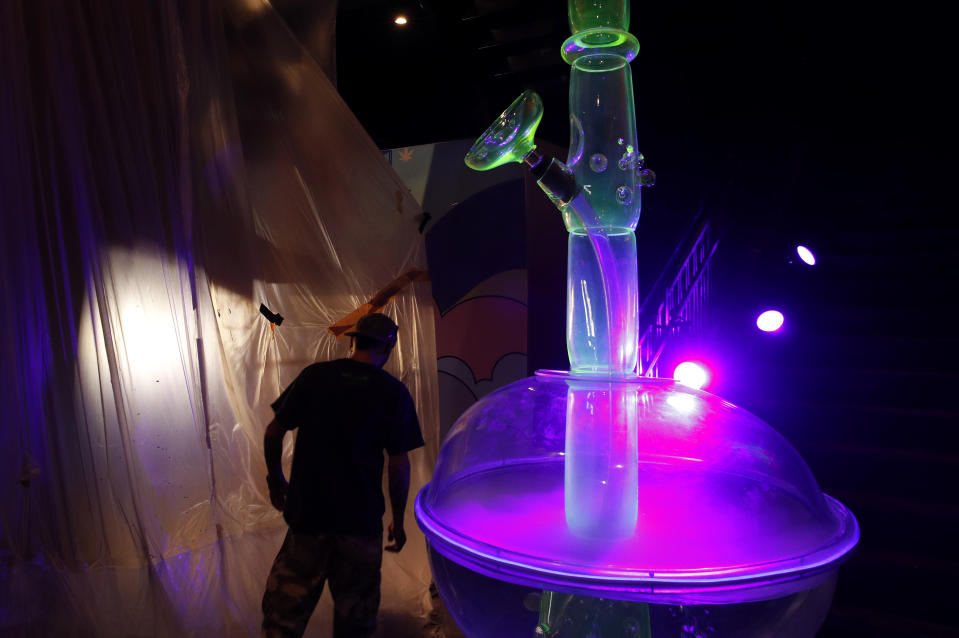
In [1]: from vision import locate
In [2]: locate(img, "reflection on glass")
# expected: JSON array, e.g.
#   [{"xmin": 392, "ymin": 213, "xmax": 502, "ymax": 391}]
[
  {"xmin": 666, "ymin": 392, "xmax": 698, "ymax": 415},
  {"xmin": 564, "ymin": 380, "xmax": 638, "ymax": 539}
]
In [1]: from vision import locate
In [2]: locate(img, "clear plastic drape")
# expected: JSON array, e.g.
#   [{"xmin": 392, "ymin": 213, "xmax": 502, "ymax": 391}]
[{"xmin": 0, "ymin": 0, "xmax": 439, "ymax": 635}]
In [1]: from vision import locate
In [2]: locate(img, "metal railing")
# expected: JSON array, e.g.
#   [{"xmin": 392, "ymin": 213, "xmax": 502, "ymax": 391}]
[{"xmin": 638, "ymin": 214, "xmax": 720, "ymax": 377}]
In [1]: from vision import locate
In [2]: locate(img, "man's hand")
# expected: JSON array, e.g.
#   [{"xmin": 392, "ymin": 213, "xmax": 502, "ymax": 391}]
[
  {"xmin": 264, "ymin": 418, "xmax": 288, "ymax": 511},
  {"xmin": 386, "ymin": 453, "xmax": 411, "ymax": 553},
  {"xmin": 385, "ymin": 522, "xmax": 406, "ymax": 553},
  {"xmin": 266, "ymin": 473, "xmax": 288, "ymax": 512}
]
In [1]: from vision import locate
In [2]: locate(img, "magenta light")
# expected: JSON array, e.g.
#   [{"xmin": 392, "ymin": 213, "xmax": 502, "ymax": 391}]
[
  {"xmin": 796, "ymin": 245, "xmax": 816, "ymax": 266},
  {"xmin": 416, "ymin": 373, "xmax": 859, "ymax": 606},
  {"xmin": 673, "ymin": 361, "xmax": 709, "ymax": 390},
  {"xmin": 757, "ymin": 310, "xmax": 785, "ymax": 332}
]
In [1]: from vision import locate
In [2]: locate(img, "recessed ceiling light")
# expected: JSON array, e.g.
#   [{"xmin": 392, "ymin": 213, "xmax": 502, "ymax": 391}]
[
  {"xmin": 394, "ymin": 15, "xmax": 408, "ymax": 25},
  {"xmin": 796, "ymin": 245, "xmax": 816, "ymax": 266},
  {"xmin": 756, "ymin": 309, "xmax": 785, "ymax": 332},
  {"xmin": 673, "ymin": 361, "xmax": 709, "ymax": 390}
]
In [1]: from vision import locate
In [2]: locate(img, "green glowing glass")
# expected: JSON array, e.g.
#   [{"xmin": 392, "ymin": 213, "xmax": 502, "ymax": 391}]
[
  {"xmin": 562, "ymin": 0, "xmax": 638, "ymax": 65},
  {"xmin": 568, "ymin": 0, "xmax": 629, "ymax": 34},
  {"xmin": 464, "ymin": 90, "xmax": 543, "ymax": 171}
]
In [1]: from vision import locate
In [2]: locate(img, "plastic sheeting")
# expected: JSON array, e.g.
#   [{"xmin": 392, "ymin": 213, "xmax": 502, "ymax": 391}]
[{"xmin": 0, "ymin": 0, "xmax": 440, "ymax": 635}]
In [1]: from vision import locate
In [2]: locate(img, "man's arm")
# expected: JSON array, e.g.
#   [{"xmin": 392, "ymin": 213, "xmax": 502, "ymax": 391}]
[
  {"xmin": 385, "ymin": 452, "xmax": 411, "ymax": 552},
  {"xmin": 264, "ymin": 418, "xmax": 288, "ymax": 511}
]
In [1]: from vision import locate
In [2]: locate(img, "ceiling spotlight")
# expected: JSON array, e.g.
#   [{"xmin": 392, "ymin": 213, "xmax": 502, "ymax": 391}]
[
  {"xmin": 673, "ymin": 361, "xmax": 709, "ymax": 390},
  {"xmin": 394, "ymin": 15, "xmax": 408, "ymax": 25},
  {"xmin": 756, "ymin": 310, "xmax": 785, "ymax": 332},
  {"xmin": 796, "ymin": 245, "xmax": 816, "ymax": 266}
]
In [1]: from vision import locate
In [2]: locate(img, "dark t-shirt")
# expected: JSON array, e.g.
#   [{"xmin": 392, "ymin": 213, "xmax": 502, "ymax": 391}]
[{"xmin": 270, "ymin": 358, "xmax": 425, "ymax": 535}]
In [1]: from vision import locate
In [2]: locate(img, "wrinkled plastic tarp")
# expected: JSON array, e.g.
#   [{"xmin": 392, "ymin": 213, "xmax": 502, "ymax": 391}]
[{"xmin": 0, "ymin": 0, "xmax": 439, "ymax": 635}]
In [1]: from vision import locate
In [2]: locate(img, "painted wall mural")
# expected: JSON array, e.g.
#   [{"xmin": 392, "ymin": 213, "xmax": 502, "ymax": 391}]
[{"xmin": 387, "ymin": 141, "xmax": 530, "ymax": 440}]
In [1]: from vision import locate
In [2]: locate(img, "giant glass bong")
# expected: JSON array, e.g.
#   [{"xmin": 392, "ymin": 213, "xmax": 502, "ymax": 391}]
[{"xmin": 415, "ymin": 2, "xmax": 858, "ymax": 636}]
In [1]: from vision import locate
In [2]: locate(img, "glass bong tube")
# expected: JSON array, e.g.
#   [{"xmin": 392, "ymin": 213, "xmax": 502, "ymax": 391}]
[
  {"xmin": 465, "ymin": 7, "xmax": 653, "ymax": 378},
  {"xmin": 464, "ymin": 0, "xmax": 654, "ymax": 518},
  {"xmin": 465, "ymin": 2, "xmax": 655, "ymax": 634}
]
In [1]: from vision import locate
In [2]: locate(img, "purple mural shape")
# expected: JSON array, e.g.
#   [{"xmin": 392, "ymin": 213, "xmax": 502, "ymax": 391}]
[{"xmin": 425, "ymin": 179, "xmax": 526, "ymax": 314}]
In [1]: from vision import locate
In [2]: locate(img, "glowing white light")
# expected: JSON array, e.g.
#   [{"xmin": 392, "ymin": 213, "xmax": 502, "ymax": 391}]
[
  {"xmin": 796, "ymin": 245, "xmax": 816, "ymax": 266},
  {"xmin": 673, "ymin": 361, "xmax": 709, "ymax": 389},
  {"xmin": 757, "ymin": 310, "xmax": 785, "ymax": 332},
  {"xmin": 394, "ymin": 15, "xmax": 408, "ymax": 25}
]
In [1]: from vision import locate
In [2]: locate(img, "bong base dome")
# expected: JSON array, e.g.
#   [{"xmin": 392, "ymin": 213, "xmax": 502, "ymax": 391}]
[{"xmin": 416, "ymin": 372, "xmax": 858, "ymax": 606}]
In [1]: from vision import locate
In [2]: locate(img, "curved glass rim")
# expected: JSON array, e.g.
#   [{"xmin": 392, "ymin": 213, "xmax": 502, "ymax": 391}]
[
  {"xmin": 416, "ymin": 489, "xmax": 859, "ymax": 604},
  {"xmin": 465, "ymin": 90, "xmax": 543, "ymax": 171},
  {"xmin": 561, "ymin": 30, "xmax": 639, "ymax": 66}
]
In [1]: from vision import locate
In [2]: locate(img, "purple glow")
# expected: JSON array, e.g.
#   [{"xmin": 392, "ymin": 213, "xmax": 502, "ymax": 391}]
[
  {"xmin": 673, "ymin": 361, "xmax": 709, "ymax": 389},
  {"xmin": 796, "ymin": 245, "xmax": 816, "ymax": 266},
  {"xmin": 756, "ymin": 310, "xmax": 784, "ymax": 332},
  {"xmin": 565, "ymin": 384, "xmax": 638, "ymax": 539},
  {"xmin": 417, "ymin": 374, "xmax": 859, "ymax": 604},
  {"xmin": 417, "ymin": 464, "xmax": 858, "ymax": 603}
]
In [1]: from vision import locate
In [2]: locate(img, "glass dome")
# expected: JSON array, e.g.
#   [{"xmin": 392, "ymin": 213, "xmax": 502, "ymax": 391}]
[{"xmin": 416, "ymin": 371, "xmax": 858, "ymax": 607}]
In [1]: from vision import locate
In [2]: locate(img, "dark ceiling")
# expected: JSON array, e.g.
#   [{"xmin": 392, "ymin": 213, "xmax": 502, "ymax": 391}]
[
  {"xmin": 332, "ymin": 1, "xmax": 948, "ymax": 151},
  {"xmin": 324, "ymin": 0, "xmax": 949, "ymax": 235}
]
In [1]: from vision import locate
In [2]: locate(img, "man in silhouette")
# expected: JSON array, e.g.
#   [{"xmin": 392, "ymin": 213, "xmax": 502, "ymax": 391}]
[{"xmin": 261, "ymin": 313, "xmax": 424, "ymax": 638}]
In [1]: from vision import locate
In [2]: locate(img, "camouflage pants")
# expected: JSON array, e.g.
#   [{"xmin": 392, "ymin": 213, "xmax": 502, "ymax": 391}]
[{"xmin": 262, "ymin": 528, "xmax": 383, "ymax": 638}]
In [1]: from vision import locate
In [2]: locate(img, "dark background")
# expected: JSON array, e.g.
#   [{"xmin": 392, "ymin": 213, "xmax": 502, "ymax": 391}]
[{"xmin": 327, "ymin": 2, "xmax": 955, "ymax": 635}]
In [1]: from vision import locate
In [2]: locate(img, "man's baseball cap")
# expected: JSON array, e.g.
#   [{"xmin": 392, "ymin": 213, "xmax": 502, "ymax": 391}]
[{"xmin": 345, "ymin": 313, "xmax": 398, "ymax": 345}]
